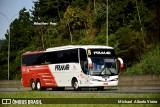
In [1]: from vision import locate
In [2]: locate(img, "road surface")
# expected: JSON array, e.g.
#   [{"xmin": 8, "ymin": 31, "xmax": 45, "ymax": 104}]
[{"xmin": 0, "ymin": 87, "xmax": 160, "ymax": 94}]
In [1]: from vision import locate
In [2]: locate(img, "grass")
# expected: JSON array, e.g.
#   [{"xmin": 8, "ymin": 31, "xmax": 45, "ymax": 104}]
[
  {"xmin": 0, "ymin": 92, "xmax": 160, "ymax": 107},
  {"xmin": 0, "ymin": 91, "xmax": 160, "ymax": 98}
]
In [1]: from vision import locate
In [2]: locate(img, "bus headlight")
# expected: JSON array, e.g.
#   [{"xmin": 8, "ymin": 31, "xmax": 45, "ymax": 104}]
[{"xmin": 111, "ymin": 78, "xmax": 118, "ymax": 81}]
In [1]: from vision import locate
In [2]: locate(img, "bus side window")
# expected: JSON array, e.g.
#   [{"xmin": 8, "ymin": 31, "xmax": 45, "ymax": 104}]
[
  {"xmin": 70, "ymin": 49, "xmax": 79, "ymax": 63},
  {"xmin": 22, "ymin": 56, "xmax": 27, "ymax": 66},
  {"xmin": 80, "ymin": 49, "xmax": 88, "ymax": 74},
  {"xmin": 30, "ymin": 54, "xmax": 45, "ymax": 65},
  {"xmin": 45, "ymin": 52, "xmax": 57, "ymax": 64},
  {"xmin": 22, "ymin": 55, "xmax": 32, "ymax": 66}
]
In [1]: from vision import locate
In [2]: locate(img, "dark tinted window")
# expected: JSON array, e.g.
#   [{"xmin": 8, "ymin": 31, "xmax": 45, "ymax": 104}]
[
  {"xmin": 80, "ymin": 48, "xmax": 87, "ymax": 61},
  {"xmin": 46, "ymin": 49, "xmax": 79, "ymax": 64},
  {"xmin": 22, "ymin": 49, "xmax": 79, "ymax": 66},
  {"xmin": 22, "ymin": 53, "xmax": 45, "ymax": 66},
  {"xmin": 79, "ymin": 49, "xmax": 88, "ymax": 74}
]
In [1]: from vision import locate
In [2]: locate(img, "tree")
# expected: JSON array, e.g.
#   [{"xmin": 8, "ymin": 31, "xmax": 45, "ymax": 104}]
[
  {"xmin": 0, "ymin": 0, "xmax": 160, "ymax": 79},
  {"xmin": 0, "ymin": 8, "xmax": 35, "ymax": 79},
  {"xmin": 64, "ymin": 6, "xmax": 86, "ymax": 43},
  {"xmin": 109, "ymin": 27, "xmax": 144, "ymax": 67}
]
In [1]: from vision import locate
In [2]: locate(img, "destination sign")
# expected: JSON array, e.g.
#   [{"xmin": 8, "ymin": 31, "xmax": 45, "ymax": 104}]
[{"xmin": 87, "ymin": 49, "xmax": 116, "ymax": 57}]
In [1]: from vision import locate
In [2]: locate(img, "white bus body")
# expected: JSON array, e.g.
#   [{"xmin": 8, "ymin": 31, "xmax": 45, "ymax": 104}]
[{"xmin": 21, "ymin": 45, "xmax": 123, "ymax": 91}]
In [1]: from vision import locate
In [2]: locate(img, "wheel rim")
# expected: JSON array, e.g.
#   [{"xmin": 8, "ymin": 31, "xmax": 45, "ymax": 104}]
[
  {"xmin": 32, "ymin": 82, "xmax": 35, "ymax": 89},
  {"xmin": 37, "ymin": 82, "xmax": 41, "ymax": 90},
  {"xmin": 74, "ymin": 81, "xmax": 78, "ymax": 89}
]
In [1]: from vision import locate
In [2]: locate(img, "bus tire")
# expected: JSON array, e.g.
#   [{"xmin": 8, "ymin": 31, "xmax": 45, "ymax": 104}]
[
  {"xmin": 30, "ymin": 79, "xmax": 36, "ymax": 91},
  {"xmin": 36, "ymin": 79, "xmax": 46, "ymax": 91},
  {"xmin": 72, "ymin": 78, "xmax": 80, "ymax": 91}
]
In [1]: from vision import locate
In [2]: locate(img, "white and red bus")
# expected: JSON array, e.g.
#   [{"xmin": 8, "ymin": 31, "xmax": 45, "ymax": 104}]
[{"xmin": 21, "ymin": 45, "xmax": 123, "ymax": 91}]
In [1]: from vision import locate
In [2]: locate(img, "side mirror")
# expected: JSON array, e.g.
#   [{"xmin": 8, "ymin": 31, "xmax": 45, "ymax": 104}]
[
  {"xmin": 118, "ymin": 57, "xmax": 124, "ymax": 68},
  {"xmin": 88, "ymin": 58, "xmax": 92, "ymax": 68}
]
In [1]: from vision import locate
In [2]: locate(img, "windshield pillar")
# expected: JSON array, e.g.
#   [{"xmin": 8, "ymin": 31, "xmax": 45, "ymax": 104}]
[{"xmin": 80, "ymin": 49, "xmax": 88, "ymax": 75}]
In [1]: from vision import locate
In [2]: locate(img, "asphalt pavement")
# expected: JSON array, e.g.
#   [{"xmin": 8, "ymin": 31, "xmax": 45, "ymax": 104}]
[{"xmin": 0, "ymin": 87, "xmax": 160, "ymax": 94}]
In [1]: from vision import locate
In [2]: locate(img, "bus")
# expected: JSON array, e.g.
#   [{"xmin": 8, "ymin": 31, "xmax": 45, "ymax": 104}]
[{"xmin": 21, "ymin": 45, "xmax": 123, "ymax": 91}]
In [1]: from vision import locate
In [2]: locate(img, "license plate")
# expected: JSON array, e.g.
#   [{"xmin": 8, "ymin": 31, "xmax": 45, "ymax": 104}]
[{"xmin": 103, "ymin": 83, "xmax": 108, "ymax": 86}]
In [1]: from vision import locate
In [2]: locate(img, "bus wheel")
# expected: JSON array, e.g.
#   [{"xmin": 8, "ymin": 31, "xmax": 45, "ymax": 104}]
[
  {"xmin": 30, "ymin": 79, "xmax": 36, "ymax": 91},
  {"xmin": 36, "ymin": 79, "xmax": 44, "ymax": 91},
  {"xmin": 72, "ymin": 79, "xmax": 80, "ymax": 91}
]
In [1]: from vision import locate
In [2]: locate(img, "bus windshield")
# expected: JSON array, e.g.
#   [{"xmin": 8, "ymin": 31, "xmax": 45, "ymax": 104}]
[{"xmin": 90, "ymin": 57, "xmax": 118, "ymax": 76}]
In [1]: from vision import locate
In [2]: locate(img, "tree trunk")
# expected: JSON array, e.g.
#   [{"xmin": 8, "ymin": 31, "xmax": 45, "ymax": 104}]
[{"xmin": 135, "ymin": 0, "xmax": 145, "ymax": 47}]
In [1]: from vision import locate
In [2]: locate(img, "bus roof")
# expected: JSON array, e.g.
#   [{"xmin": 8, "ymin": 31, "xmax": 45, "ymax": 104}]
[
  {"xmin": 22, "ymin": 51, "xmax": 44, "ymax": 56},
  {"xmin": 46, "ymin": 45, "xmax": 114, "ymax": 52},
  {"xmin": 22, "ymin": 45, "xmax": 114, "ymax": 55}
]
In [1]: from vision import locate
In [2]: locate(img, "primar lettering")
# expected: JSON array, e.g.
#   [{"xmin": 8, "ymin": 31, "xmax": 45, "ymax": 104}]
[
  {"xmin": 55, "ymin": 64, "xmax": 70, "ymax": 71},
  {"xmin": 94, "ymin": 51, "xmax": 111, "ymax": 55}
]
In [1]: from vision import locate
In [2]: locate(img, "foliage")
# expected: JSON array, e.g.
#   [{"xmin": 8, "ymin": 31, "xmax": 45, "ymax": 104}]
[
  {"xmin": 0, "ymin": 0, "xmax": 160, "ymax": 79},
  {"xmin": 0, "ymin": 39, "xmax": 5, "ymax": 47},
  {"xmin": 109, "ymin": 27, "xmax": 144, "ymax": 66},
  {"xmin": 125, "ymin": 44, "xmax": 160, "ymax": 75}
]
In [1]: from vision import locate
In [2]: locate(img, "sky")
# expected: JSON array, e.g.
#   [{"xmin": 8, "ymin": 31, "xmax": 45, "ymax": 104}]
[{"xmin": 0, "ymin": 0, "xmax": 37, "ymax": 39}]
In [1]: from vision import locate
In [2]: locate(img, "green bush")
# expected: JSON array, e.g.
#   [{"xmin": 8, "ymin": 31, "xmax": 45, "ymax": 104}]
[{"xmin": 125, "ymin": 44, "xmax": 160, "ymax": 75}]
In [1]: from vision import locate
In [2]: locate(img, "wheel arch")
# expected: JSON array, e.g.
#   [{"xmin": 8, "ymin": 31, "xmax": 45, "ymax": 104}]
[
  {"xmin": 30, "ymin": 78, "xmax": 34, "ymax": 82},
  {"xmin": 36, "ymin": 78, "xmax": 40, "ymax": 82},
  {"xmin": 71, "ymin": 77, "xmax": 79, "ymax": 87}
]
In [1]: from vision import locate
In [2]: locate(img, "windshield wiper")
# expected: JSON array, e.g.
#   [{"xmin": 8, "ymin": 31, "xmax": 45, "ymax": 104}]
[
  {"xmin": 100, "ymin": 65, "xmax": 115, "ymax": 75},
  {"xmin": 106, "ymin": 66, "xmax": 115, "ymax": 75}
]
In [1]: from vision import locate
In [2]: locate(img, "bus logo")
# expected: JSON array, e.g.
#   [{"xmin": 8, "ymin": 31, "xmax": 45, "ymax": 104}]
[
  {"xmin": 55, "ymin": 64, "xmax": 70, "ymax": 71},
  {"xmin": 94, "ymin": 51, "xmax": 111, "ymax": 55},
  {"xmin": 88, "ymin": 50, "xmax": 91, "ymax": 55}
]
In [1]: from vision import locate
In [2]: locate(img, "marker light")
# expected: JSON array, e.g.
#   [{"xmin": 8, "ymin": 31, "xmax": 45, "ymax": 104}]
[{"xmin": 118, "ymin": 57, "xmax": 124, "ymax": 68}]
